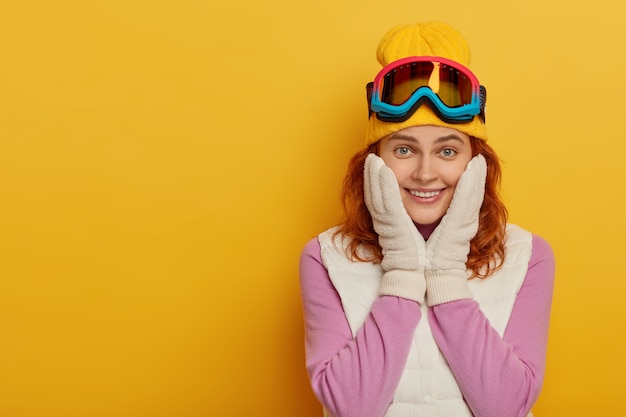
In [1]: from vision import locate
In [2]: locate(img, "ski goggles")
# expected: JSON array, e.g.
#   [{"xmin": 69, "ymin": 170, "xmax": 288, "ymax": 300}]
[{"xmin": 367, "ymin": 56, "xmax": 486, "ymax": 123}]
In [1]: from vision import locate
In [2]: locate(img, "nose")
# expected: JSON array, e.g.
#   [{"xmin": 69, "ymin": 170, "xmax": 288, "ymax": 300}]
[{"xmin": 412, "ymin": 156, "xmax": 437, "ymax": 182}]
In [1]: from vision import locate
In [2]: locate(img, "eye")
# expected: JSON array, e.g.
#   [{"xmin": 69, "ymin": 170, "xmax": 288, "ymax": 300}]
[
  {"xmin": 440, "ymin": 148, "xmax": 457, "ymax": 158},
  {"xmin": 394, "ymin": 146, "xmax": 413, "ymax": 157}
]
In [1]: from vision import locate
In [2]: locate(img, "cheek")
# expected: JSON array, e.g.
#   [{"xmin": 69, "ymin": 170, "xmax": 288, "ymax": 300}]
[
  {"xmin": 380, "ymin": 157, "xmax": 411, "ymax": 183},
  {"xmin": 443, "ymin": 160, "xmax": 472, "ymax": 186},
  {"xmin": 441, "ymin": 169, "xmax": 462, "ymax": 187},
  {"xmin": 389, "ymin": 164, "xmax": 414, "ymax": 185}
]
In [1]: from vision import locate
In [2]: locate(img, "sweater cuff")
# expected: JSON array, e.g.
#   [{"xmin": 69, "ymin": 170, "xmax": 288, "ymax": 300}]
[
  {"xmin": 424, "ymin": 269, "xmax": 473, "ymax": 306},
  {"xmin": 379, "ymin": 269, "xmax": 425, "ymax": 304}
]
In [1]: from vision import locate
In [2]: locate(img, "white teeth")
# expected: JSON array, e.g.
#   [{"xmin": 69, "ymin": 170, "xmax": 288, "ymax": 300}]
[{"xmin": 410, "ymin": 190, "xmax": 440, "ymax": 198}]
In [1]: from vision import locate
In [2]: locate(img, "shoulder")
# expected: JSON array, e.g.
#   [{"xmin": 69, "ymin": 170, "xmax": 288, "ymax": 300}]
[
  {"xmin": 301, "ymin": 236, "xmax": 322, "ymax": 258},
  {"xmin": 299, "ymin": 226, "xmax": 341, "ymax": 262},
  {"xmin": 506, "ymin": 224, "xmax": 554, "ymax": 261},
  {"xmin": 508, "ymin": 225, "xmax": 555, "ymax": 291},
  {"xmin": 506, "ymin": 224, "xmax": 552, "ymax": 251},
  {"xmin": 513, "ymin": 233, "xmax": 556, "ymax": 308},
  {"xmin": 300, "ymin": 225, "xmax": 346, "ymax": 273},
  {"xmin": 530, "ymin": 233, "xmax": 555, "ymax": 274},
  {"xmin": 505, "ymin": 224, "xmax": 555, "ymax": 278},
  {"xmin": 299, "ymin": 236, "xmax": 329, "ymax": 292},
  {"xmin": 531, "ymin": 234, "xmax": 554, "ymax": 260},
  {"xmin": 299, "ymin": 236, "xmax": 324, "ymax": 276}
]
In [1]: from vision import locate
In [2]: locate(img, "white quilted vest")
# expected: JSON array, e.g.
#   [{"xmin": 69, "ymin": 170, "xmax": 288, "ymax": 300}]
[{"xmin": 318, "ymin": 224, "xmax": 533, "ymax": 417}]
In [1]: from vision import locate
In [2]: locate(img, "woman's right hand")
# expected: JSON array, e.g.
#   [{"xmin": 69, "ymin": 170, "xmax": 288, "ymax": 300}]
[{"xmin": 364, "ymin": 153, "xmax": 426, "ymax": 304}]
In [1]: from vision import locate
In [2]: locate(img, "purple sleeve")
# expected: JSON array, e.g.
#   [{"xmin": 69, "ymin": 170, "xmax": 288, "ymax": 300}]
[
  {"xmin": 428, "ymin": 234, "xmax": 555, "ymax": 417},
  {"xmin": 299, "ymin": 237, "xmax": 422, "ymax": 417}
]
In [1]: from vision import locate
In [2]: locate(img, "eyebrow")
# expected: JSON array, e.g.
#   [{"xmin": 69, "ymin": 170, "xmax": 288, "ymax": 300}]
[{"xmin": 388, "ymin": 133, "xmax": 466, "ymax": 144}]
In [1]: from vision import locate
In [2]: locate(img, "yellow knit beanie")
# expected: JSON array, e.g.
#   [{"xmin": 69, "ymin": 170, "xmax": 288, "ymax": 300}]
[{"xmin": 365, "ymin": 21, "xmax": 487, "ymax": 145}]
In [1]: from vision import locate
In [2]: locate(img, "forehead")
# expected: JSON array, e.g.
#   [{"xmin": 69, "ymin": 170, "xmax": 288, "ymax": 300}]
[{"xmin": 383, "ymin": 125, "xmax": 470, "ymax": 146}]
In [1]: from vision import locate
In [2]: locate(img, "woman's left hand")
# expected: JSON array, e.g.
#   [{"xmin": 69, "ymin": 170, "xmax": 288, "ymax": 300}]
[{"xmin": 424, "ymin": 155, "xmax": 487, "ymax": 306}]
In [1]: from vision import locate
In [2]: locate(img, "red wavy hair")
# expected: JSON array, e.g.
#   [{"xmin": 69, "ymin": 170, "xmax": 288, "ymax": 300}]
[{"xmin": 334, "ymin": 137, "xmax": 508, "ymax": 279}]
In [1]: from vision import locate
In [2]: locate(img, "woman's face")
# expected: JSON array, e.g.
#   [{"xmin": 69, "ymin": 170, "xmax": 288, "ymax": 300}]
[{"xmin": 378, "ymin": 125, "xmax": 473, "ymax": 226}]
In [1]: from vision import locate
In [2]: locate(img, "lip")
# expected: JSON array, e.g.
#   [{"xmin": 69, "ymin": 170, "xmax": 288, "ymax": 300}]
[{"xmin": 404, "ymin": 187, "xmax": 446, "ymax": 204}]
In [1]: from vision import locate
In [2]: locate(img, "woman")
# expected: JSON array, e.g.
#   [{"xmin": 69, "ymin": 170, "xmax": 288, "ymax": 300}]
[{"xmin": 299, "ymin": 22, "xmax": 555, "ymax": 417}]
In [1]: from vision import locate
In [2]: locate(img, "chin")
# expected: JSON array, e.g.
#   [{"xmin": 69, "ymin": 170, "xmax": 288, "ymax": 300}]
[
  {"xmin": 409, "ymin": 215, "xmax": 444, "ymax": 226},
  {"xmin": 407, "ymin": 205, "xmax": 447, "ymax": 224},
  {"xmin": 405, "ymin": 200, "xmax": 449, "ymax": 226}
]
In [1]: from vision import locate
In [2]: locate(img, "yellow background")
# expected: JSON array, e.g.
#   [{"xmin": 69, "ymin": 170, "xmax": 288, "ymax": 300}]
[{"xmin": 1, "ymin": 0, "xmax": 624, "ymax": 416}]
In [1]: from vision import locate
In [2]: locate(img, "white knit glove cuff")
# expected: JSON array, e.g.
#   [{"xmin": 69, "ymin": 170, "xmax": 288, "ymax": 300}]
[
  {"xmin": 379, "ymin": 269, "xmax": 426, "ymax": 304},
  {"xmin": 424, "ymin": 269, "xmax": 473, "ymax": 306}
]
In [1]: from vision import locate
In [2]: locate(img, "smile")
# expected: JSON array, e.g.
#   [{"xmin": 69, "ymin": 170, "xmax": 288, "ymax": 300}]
[{"xmin": 409, "ymin": 190, "xmax": 442, "ymax": 198}]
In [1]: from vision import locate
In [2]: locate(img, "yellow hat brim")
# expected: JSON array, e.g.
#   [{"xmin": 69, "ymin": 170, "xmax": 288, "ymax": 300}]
[{"xmin": 365, "ymin": 104, "xmax": 488, "ymax": 145}]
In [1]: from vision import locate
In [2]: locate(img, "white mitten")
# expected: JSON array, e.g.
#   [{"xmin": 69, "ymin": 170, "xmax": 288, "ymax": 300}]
[
  {"xmin": 424, "ymin": 155, "xmax": 487, "ymax": 306},
  {"xmin": 364, "ymin": 154, "xmax": 426, "ymax": 303}
]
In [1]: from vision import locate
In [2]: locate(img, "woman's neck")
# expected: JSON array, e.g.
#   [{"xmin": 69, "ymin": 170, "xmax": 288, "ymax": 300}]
[{"xmin": 416, "ymin": 220, "xmax": 441, "ymax": 241}]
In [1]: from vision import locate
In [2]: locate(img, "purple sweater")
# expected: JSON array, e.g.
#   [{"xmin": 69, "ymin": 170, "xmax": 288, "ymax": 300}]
[{"xmin": 299, "ymin": 229, "xmax": 555, "ymax": 417}]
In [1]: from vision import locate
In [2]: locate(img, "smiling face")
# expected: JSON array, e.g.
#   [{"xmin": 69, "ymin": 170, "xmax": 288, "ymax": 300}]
[{"xmin": 378, "ymin": 125, "xmax": 474, "ymax": 226}]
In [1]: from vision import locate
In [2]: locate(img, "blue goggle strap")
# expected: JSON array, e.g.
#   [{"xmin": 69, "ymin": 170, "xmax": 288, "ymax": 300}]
[{"xmin": 367, "ymin": 84, "xmax": 487, "ymax": 124}]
